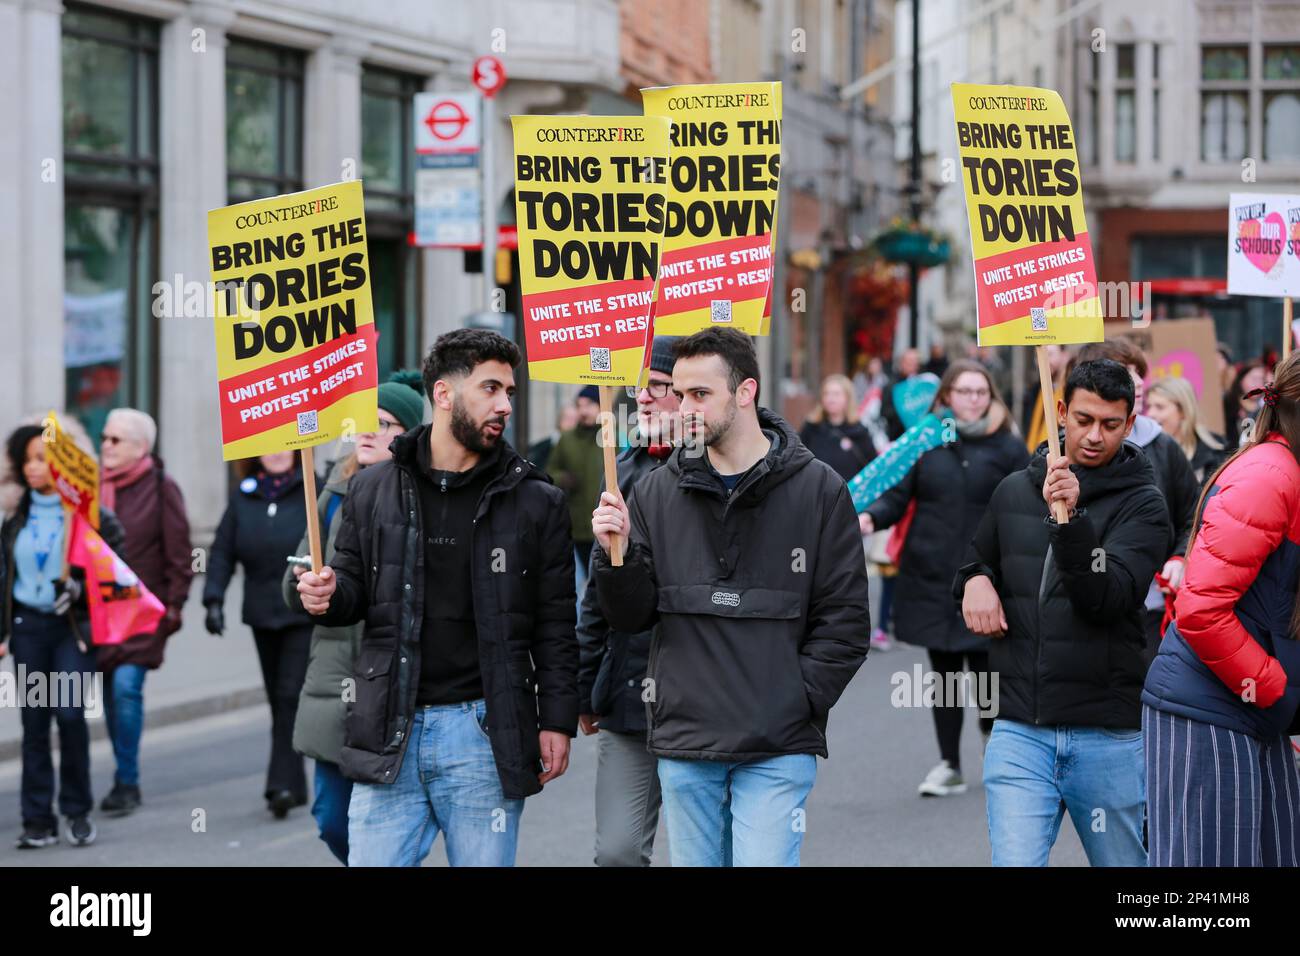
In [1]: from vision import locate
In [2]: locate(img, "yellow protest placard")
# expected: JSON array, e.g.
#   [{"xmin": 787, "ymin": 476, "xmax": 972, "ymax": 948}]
[
  {"xmin": 512, "ymin": 115, "xmax": 671, "ymax": 385},
  {"xmin": 758, "ymin": 83, "xmax": 783, "ymax": 337},
  {"xmin": 43, "ymin": 411, "xmax": 99, "ymax": 528},
  {"xmin": 208, "ymin": 181, "xmax": 379, "ymax": 460},
  {"xmin": 951, "ymin": 83, "xmax": 1103, "ymax": 346},
  {"xmin": 641, "ymin": 82, "xmax": 781, "ymax": 336}
]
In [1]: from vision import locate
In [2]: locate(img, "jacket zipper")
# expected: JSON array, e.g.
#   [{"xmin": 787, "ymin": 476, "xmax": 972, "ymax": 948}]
[{"xmin": 1033, "ymin": 543, "xmax": 1054, "ymax": 725}]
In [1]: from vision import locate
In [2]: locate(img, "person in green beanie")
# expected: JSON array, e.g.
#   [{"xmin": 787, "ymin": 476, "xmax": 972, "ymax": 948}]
[{"xmin": 283, "ymin": 369, "xmax": 426, "ymax": 864}]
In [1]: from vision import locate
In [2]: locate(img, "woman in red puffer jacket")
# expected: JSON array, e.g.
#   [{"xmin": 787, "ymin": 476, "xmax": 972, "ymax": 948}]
[{"xmin": 1142, "ymin": 352, "xmax": 1300, "ymax": 867}]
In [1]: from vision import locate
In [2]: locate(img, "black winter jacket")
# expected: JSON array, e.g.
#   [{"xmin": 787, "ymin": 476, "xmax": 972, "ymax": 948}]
[
  {"xmin": 593, "ymin": 409, "xmax": 870, "ymax": 760},
  {"xmin": 798, "ymin": 420, "xmax": 876, "ymax": 481},
  {"xmin": 204, "ymin": 468, "xmax": 313, "ymax": 631},
  {"xmin": 953, "ymin": 444, "xmax": 1171, "ymax": 729},
  {"xmin": 296, "ymin": 426, "xmax": 578, "ymax": 798},
  {"xmin": 1127, "ymin": 415, "xmax": 1198, "ymax": 558},
  {"xmin": 866, "ymin": 427, "xmax": 1027, "ymax": 652},
  {"xmin": 576, "ymin": 445, "xmax": 665, "ymax": 734}
]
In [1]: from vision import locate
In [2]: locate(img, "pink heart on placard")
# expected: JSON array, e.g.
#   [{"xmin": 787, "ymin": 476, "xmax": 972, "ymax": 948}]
[{"xmin": 1239, "ymin": 212, "xmax": 1285, "ymax": 274}]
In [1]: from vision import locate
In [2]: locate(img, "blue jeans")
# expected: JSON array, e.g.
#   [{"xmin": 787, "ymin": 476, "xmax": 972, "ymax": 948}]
[
  {"xmin": 104, "ymin": 664, "xmax": 147, "ymax": 787},
  {"xmin": 984, "ymin": 718, "xmax": 1146, "ymax": 867},
  {"xmin": 347, "ymin": 700, "xmax": 524, "ymax": 867},
  {"xmin": 657, "ymin": 753, "xmax": 817, "ymax": 866},
  {"xmin": 312, "ymin": 760, "xmax": 353, "ymax": 865},
  {"xmin": 10, "ymin": 606, "xmax": 96, "ymax": 828}
]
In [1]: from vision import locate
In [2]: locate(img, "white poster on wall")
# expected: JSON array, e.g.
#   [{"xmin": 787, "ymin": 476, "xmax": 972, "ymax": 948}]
[{"xmin": 64, "ymin": 289, "xmax": 127, "ymax": 367}]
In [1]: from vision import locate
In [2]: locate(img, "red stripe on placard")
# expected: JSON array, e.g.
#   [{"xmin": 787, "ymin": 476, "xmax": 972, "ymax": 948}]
[
  {"xmin": 973, "ymin": 232, "xmax": 1097, "ymax": 330},
  {"xmin": 522, "ymin": 277, "xmax": 657, "ymax": 363},
  {"xmin": 651, "ymin": 233, "xmax": 773, "ymax": 319},
  {"xmin": 217, "ymin": 326, "xmax": 378, "ymax": 444}
]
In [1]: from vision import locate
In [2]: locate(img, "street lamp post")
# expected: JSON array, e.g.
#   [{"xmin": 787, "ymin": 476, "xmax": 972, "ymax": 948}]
[{"xmin": 907, "ymin": 0, "xmax": 922, "ymax": 350}]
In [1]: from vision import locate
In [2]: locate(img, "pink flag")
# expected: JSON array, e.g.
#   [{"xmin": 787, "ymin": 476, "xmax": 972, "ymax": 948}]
[{"xmin": 66, "ymin": 511, "xmax": 165, "ymax": 646}]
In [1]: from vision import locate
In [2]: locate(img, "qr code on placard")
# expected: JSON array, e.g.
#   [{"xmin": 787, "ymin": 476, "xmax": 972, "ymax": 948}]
[
  {"xmin": 1030, "ymin": 307, "xmax": 1047, "ymax": 332},
  {"xmin": 710, "ymin": 299, "xmax": 733, "ymax": 323},
  {"xmin": 296, "ymin": 410, "xmax": 319, "ymax": 436},
  {"xmin": 589, "ymin": 347, "xmax": 611, "ymax": 372}
]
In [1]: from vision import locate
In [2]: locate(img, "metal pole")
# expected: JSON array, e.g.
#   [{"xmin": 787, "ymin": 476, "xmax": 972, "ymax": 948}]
[
  {"xmin": 907, "ymin": 0, "xmax": 921, "ymax": 349},
  {"xmin": 482, "ymin": 92, "xmax": 498, "ymax": 309}
]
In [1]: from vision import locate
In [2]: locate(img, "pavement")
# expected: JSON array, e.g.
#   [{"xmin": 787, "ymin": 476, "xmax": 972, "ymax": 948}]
[
  {"xmin": 0, "ymin": 571, "xmax": 1089, "ymax": 866},
  {"xmin": 0, "ymin": 572, "xmax": 263, "ymax": 763}
]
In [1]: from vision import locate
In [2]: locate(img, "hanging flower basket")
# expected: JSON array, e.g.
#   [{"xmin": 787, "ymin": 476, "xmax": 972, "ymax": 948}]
[{"xmin": 873, "ymin": 222, "xmax": 951, "ymax": 268}]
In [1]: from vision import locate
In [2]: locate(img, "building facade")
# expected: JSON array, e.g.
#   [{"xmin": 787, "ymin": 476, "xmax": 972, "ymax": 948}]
[
  {"xmin": 887, "ymin": 0, "xmax": 1300, "ymax": 376},
  {"xmin": 3, "ymin": 0, "xmax": 622, "ymax": 532},
  {"xmin": 3, "ymin": 0, "xmax": 898, "ymax": 532}
]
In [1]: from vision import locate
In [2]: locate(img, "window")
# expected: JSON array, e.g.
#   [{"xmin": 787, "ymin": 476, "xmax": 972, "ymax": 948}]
[
  {"xmin": 361, "ymin": 68, "xmax": 422, "ymax": 377},
  {"xmin": 62, "ymin": 5, "xmax": 160, "ymax": 441},
  {"xmin": 1200, "ymin": 45, "xmax": 1249, "ymax": 162},
  {"xmin": 361, "ymin": 69, "xmax": 418, "ymax": 214},
  {"xmin": 1085, "ymin": 50, "xmax": 1099, "ymax": 165},
  {"xmin": 1114, "ymin": 41, "xmax": 1135, "ymax": 163},
  {"xmin": 1264, "ymin": 45, "xmax": 1300, "ymax": 161},
  {"xmin": 1264, "ymin": 92, "xmax": 1300, "ymax": 160},
  {"xmin": 1152, "ymin": 45, "xmax": 1160, "ymax": 161},
  {"xmin": 226, "ymin": 40, "xmax": 304, "ymax": 202},
  {"xmin": 1264, "ymin": 44, "xmax": 1300, "ymax": 80}
]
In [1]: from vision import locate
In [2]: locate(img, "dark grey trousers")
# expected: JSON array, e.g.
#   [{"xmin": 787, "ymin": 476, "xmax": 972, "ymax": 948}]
[{"xmin": 594, "ymin": 729, "xmax": 661, "ymax": 867}]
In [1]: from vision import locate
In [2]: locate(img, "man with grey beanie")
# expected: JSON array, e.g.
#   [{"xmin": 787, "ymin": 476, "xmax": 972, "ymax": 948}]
[{"xmin": 575, "ymin": 335, "xmax": 680, "ymax": 865}]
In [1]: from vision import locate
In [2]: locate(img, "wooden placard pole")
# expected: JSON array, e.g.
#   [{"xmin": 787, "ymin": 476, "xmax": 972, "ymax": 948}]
[
  {"xmin": 1036, "ymin": 345, "xmax": 1070, "ymax": 525},
  {"xmin": 301, "ymin": 446, "xmax": 324, "ymax": 572},
  {"xmin": 1285, "ymin": 297, "xmax": 1294, "ymax": 361},
  {"xmin": 598, "ymin": 385, "xmax": 623, "ymax": 566}
]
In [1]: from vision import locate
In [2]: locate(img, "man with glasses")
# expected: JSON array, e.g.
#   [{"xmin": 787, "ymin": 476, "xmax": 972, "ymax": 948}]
[
  {"xmin": 96, "ymin": 409, "xmax": 193, "ymax": 817},
  {"xmin": 576, "ymin": 336, "xmax": 679, "ymax": 866}
]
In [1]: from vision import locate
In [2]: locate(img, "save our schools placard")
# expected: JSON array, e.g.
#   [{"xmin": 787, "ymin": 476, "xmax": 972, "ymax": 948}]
[
  {"xmin": 1227, "ymin": 193, "xmax": 1300, "ymax": 297},
  {"xmin": 208, "ymin": 181, "xmax": 379, "ymax": 460},
  {"xmin": 43, "ymin": 410, "xmax": 99, "ymax": 528},
  {"xmin": 951, "ymin": 83, "xmax": 1103, "ymax": 346},
  {"xmin": 511, "ymin": 115, "xmax": 671, "ymax": 385},
  {"xmin": 641, "ymin": 82, "xmax": 781, "ymax": 336}
]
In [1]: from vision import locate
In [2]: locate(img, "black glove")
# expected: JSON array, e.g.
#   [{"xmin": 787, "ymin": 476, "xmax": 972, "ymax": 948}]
[
  {"xmin": 204, "ymin": 603, "xmax": 225, "ymax": 637},
  {"xmin": 53, "ymin": 578, "xmax": 83, "ymax": 616}
]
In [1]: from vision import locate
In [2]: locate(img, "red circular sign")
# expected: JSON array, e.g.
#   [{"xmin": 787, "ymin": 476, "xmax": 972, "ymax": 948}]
[
  {"xmin": 472, "ymin": 55, "xmax": 506, "ymax": 98},
  {"xmin": 424, "ymin": 99, "xmax": 471, "ymax": 141}
]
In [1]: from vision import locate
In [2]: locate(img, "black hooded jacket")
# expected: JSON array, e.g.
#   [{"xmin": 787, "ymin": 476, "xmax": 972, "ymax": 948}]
[
  {"xmin": 291, "ymin": 425, "xmax": 578, "ymax": 799},
  {"xmin": 593, "ymin": 409, "xmax": 870, "ymax": 760},
  {"xmin": 576, "ymin": 444, "xmax": 666, "ymax": 734},
  {"xmin": 953, "ymin": 443, "xmax": 1171, "ymax": 729}
]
